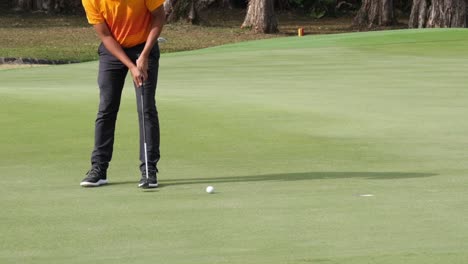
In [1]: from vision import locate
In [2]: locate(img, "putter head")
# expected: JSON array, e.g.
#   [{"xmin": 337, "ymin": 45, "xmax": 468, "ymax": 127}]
[{"xmin": 140, "ymin": 180, "xmax": 150, "ymax": 189}]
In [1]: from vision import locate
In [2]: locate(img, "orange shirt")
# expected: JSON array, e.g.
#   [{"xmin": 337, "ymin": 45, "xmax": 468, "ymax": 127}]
[{"xmin": 82, "ymin": 0, "xmax": 164, "ymax": 48}]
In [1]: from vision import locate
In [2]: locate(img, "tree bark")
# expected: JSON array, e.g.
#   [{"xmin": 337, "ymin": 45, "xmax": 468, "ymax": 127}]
[
  {"xmin": 48, "ymin": 0, "xmax": 56, "ymax": 14},
  {"xmin": 12, "ymin": 0, "xmax": 44, "ymax": 11},
  {"xmin": 14, "ymin": 0, "xmax": 32, "ymax": 11},
  {"xmin": 409, "ymin": 0, "xmax": 466, "ymax": 28},
  {"xmin": 165, "ymin": 0, "xmax": 200, "ymax": 24},
  {"xmin": 409, "ymin": 0, "xmax": 428, "ymax": 28},
  {"xmin": 427, "ymin": 0, "xmax": 466, "ymax": 27},
  {"xmin": 354, "ymin": 0, "xmax": 396, "ymax": 28},
  {"xmin": 241, "ymin": 0, "xmax": 278, "ymax": 33}
]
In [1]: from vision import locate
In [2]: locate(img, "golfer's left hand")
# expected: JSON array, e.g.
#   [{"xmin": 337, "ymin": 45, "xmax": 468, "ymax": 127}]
[{"xmin": 136, "ymin": 56, "xmax": 149, "ymax": 82}]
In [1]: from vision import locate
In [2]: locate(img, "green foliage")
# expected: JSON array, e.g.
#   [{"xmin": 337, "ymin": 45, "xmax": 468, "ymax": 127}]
[
  {"xmin": 310, "ymin": 8, "xmax": 326, "ymax": 19},
  {"xmin": 289, "ymin": 0, "xmax": 306, "ymax": 8}
]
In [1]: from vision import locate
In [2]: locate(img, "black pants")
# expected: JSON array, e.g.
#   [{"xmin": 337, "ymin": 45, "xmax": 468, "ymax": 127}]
[{"xmin": 90, "ymin": 42, "xmax": 160, "ymax": 172}]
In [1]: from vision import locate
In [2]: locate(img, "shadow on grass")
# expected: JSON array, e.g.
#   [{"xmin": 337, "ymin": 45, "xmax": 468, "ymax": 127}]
[
  {"xmin": 105, "ymin": 182, "xmax": 159, "ymax": 192},
  {"xmin": 160, "ymin": 171, "xmax": 437, "ymax": 187},
  {"xmin": 106, "ymin": 182, "xmax": 135, "ymax": 186}
]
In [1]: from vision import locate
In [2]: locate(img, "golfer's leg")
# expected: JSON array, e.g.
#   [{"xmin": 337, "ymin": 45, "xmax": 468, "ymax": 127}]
[
  {"xmin": 135, "ymin": 44, "xmax": 161, "ymax": 172},
  {"xmin": 91, "ymin": 44, "xmax": 128, "ymax": 169}
]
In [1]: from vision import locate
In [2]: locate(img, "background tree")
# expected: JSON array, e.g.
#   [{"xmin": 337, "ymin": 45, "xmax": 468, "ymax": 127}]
[
  {"xmin": 9, "ymin": 0, "xmax": 83, "ymax": 14},
  {"xmin": 241, "ymin": 0, "xmax": 278, "ymax": 33},
  {"xmin": 165, "ymin": 0, "xmax": 200, "ymax": 24},
  {"xmin": 220, "ymin": 0, "xmax": 235, "ymax": 9},
  {"xmin": 11, "ymin": 0, "xmax": 32, "ymax": 11},
  {"xmin": 409, "ymin": 0, "xmax": 428, "ymax": 27},
  {"xmin": 354, "ymin": 0, "xmax": 396, "ymax": 28},
  {"xmin": 409, "ymin": 0, "xmax": 467, "ymax": 28},
  {"xmin": 164, "ymin": 0, "xmax": 226, "ymax": 24}
]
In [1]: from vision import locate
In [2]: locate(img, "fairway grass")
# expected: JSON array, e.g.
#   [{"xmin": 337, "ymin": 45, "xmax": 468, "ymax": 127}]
[{"xmin": 1, "ymin": 29, "xmax": 468, "ymax": 263}]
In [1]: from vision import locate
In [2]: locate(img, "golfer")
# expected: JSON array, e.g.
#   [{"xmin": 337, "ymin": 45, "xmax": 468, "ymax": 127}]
[{"xmin": 80, "ymin": 0, "xmax": 165, "ymax": 188}]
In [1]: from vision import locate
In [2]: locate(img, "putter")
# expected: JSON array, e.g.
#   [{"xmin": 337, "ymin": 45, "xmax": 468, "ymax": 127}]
[{"xmin": 139, "ymin": 82, "xmax": 150, "ymax": 189}]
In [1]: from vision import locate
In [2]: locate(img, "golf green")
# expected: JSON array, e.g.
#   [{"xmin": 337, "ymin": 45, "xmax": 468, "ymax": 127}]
[{"xmin": 1, "ymin": 29, "xmax": 468, "ymax": 263}]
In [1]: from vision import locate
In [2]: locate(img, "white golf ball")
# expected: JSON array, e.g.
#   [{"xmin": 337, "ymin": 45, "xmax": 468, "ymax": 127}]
[{"xmin": 206, "ymin": 186, "xmax": 214, "ymax": 193}]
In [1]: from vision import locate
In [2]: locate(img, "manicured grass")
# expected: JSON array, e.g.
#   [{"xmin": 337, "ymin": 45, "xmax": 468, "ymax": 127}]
[{"xmin": 1, "ymin": 29, "xmax": 468, "ymax": 263}]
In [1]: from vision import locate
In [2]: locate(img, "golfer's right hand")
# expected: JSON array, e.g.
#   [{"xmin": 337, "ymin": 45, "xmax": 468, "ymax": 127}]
[{"xmin": 131, "ymin": 66, "xmax": 145, "ymax": 87}]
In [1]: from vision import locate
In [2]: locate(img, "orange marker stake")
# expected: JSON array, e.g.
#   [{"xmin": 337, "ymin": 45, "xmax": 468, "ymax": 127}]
[{"xmin": 298, "ymin": 28, "xmax": 304, "ymax": 37}]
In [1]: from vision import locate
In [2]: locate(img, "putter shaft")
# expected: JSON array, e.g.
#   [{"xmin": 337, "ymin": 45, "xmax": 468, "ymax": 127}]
[{"xmin": 140, "ymin": 85, "xmax": 149, "ymax": 181}]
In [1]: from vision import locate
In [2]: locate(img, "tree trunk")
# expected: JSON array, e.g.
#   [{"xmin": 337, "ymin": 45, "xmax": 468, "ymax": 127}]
[
  {"xmin": 354, "ymin": 0, "xmax": 396, "ymax": 28},
  {"xmin": 427, "ymin": 0, "xmax": 466, "ymax": 27},
  {"xmin": 241, "ymin": 0, "xmax": 278, "ymax": 33},
  {"xmin": 12, "ymin": 0, "xmax": 45, "ymax": 11},
  {"xmin": 32, "ymin": 0, "xmax": 43, "ymax": 10},
  {"xmin": 14, "ymin": 0, "xmax": 32, "ymax": 11},
  {"xmin": 48, "ymin": 0, "xmax": 56, "ymax": 14},
  {"xmin": 409, "ymin": 0, "xmax": 428, "ymax": 28},
  {"xmin": 165, "ymin": 0, "xmax": 200, "ymax": 24},
  {"xmin": 409, "ymin": 0, "xmax": 466, "ymax": 28}
]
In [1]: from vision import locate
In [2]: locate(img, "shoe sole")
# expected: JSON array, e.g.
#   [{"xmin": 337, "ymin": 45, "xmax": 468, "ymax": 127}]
[
  {"xmin": 138, "ymin": 182, "xmax": 158, "ymax": 188},
  {"xmin": 80, "ymin": 179, "xmax": 108, "ymax": 187}
]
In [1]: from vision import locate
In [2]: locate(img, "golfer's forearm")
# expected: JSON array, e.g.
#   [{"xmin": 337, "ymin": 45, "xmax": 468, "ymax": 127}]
[
  {"xmin": 101, "ymin": 36, "xmax": 136, "ymax": 70},
  {"xmin": 140, "ymin": 6, "xmax": 165, "ymax": 58},
  {"xmin": 94, "ymin": 23, "xmax": 136, "ymax": 70}
]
